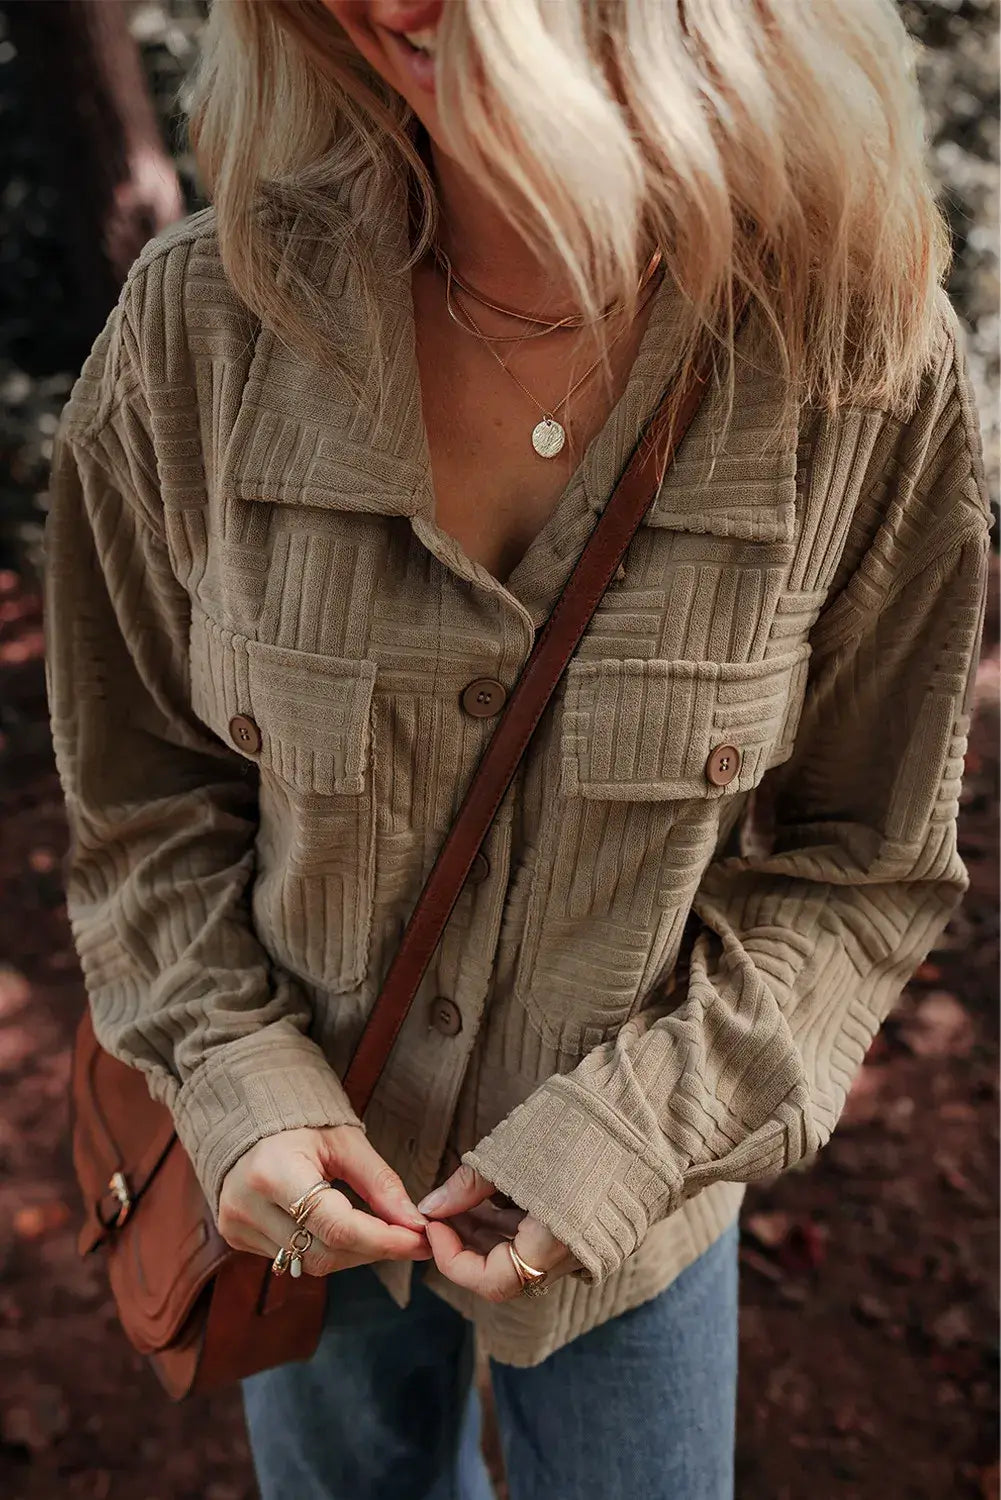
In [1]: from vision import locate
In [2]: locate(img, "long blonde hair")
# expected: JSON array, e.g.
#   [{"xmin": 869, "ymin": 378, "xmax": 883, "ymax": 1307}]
[{"xmin": 186, "ymin": 0, "xmax": 953, "ymax": 446}]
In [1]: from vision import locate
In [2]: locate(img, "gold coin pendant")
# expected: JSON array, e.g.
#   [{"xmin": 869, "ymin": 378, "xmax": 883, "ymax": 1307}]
[{"xmin": 531, "ymin": 418, "xmax": 566, "ymax": 459}]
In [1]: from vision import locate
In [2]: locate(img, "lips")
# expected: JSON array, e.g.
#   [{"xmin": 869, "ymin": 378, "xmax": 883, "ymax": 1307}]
[
  {"xmin": 401, "ymin": 26, "xmax": 437, "ymax": 57},
  {"xmin": 375, "ymin": 2, "xmax": 442, "ymax": 92}
]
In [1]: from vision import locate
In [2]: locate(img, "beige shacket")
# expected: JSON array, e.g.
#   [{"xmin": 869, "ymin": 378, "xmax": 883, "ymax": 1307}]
[{"xmin": 44, "ymin": 168, "xmax": 991, "ymax": 1366}]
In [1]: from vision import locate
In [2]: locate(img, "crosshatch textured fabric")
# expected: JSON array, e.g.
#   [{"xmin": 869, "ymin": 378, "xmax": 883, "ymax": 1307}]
[{"xmin": 44, "ymin": 161, "xmax": 992, "ymax": 1366}]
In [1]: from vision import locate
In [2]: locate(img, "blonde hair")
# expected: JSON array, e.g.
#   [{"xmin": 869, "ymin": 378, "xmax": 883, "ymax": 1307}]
[{"xmin": 186, "ymin": 0, "xmax": 953, "ymax": 447}]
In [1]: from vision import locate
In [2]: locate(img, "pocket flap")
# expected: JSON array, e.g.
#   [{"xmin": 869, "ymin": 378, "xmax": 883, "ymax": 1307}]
[
  {"xmin": 560, "ymin": 647, "xmax": 811, "ymax": 800},
  {"xmin": 190, "ymin": 608, "xmax": 377, "ymax": 796}
]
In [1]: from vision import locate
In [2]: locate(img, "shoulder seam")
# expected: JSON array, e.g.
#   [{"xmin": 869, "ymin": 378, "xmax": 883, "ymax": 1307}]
[
  {"xmin": 124, "ymin": 206, "xmax": 218, "ymax": 283},
  {"xmin": 64, "ymin": 225, "xmax": 207, "ymax": 445}
]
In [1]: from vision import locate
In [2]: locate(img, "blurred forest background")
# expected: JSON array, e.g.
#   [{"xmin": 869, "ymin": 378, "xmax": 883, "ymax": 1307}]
[{"xmin": 0, "ymin": 3, "xmax": 998, "ymax": 1498}]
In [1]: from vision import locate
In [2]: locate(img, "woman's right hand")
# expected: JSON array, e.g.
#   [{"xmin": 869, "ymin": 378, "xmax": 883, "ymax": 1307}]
[{"xmin": 218, "ymin": 1124, "xmax": 432, "ymax": 1275}]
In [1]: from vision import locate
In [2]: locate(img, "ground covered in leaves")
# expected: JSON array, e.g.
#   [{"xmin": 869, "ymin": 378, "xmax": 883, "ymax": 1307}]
[{"xmin": 0, "ymin": 3, "xmax": 998, "ymax": 1498}]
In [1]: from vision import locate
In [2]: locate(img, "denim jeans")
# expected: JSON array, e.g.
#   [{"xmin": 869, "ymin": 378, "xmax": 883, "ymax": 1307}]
[{"xmin": 242, "ymin": 1221, "xmax": 739, "ymax": 1500}]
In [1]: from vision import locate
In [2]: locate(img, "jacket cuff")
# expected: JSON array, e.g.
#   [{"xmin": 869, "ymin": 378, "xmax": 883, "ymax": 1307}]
[
  {"xmin": 170, "ymin": 1022, "xmax": 363, "ymax": 1216},
  {"xmin": 462, "ymin": 1074, "xmax": 684, "ymax": 1286}
]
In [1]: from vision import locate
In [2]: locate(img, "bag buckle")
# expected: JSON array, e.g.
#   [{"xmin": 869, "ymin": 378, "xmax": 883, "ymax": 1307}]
[{"xmin": 107, "ymin": 1170, "xmax": 132, "ymax": 1227}]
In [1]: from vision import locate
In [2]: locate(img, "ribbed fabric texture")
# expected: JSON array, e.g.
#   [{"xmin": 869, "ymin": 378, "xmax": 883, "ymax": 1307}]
[{"xmin": 44, "ymin": 169, "xmax": 991, "ymax": 1366}]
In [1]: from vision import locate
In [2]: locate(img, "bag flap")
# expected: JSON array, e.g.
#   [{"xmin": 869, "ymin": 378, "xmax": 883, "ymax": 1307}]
[
  {"xmin": 71, "ymin": 1010, "xmax": 176, "ymax": 1255},
  {"xmin": 105, "ymin": 1143, "xmax": 232, "ymax": 1355},
  {"xmin": 71, "ymin": 1010, "xmax": 235, "ymax": 1353}
]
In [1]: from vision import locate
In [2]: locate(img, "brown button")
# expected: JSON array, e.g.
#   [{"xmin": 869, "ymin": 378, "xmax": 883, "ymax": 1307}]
[
  {"xmin": 467, "ymin": 850, "xmax": 490, "ymax": 885},
  {"xmin": 229, "ymin": 714, "xmax": 262, "ymax": 755},
  {"xmin": 461, "ymin": 677, "xmax": 507, "ymax": 718},
  {"xmin": 429, "ymin": 996, "xmax": 463, "ymax": 1038},
  {"xmin": 705, "ymin": 744, "xmax": 741, "ymax": 788}
]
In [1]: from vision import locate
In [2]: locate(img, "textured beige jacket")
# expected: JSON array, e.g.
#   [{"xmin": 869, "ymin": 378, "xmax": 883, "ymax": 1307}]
[{"xmin": 45, "ymin": 174, "xmax": 991, "ymax": 1366}]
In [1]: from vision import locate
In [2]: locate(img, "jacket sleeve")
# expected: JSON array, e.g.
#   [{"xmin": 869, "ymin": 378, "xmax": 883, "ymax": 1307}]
[
  {"xmin": 464, "ymin": 311, "xmax": 993, "ymax": 1285},
  {"xmin": 45, "ymin": 299, "xmax": 361, "ymax": 1216}
]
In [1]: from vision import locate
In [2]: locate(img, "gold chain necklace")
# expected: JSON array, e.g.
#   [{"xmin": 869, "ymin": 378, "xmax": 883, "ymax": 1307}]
[
  {"xmin": 454, "ymin": 288, "xmax": 634, "ymax": 459},
  {"xmin": 442, "ymin": 258, "xmax": 579, "ymax": 346},
  {"xmin": 433, "ymin": 243, "xmax": 663, "ymax": 340}
]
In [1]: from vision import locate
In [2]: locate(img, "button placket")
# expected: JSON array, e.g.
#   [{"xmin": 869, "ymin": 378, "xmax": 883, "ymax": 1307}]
[{"xmin": 393, "ymin": 823, "xmax": 512, "ymax": 1188}]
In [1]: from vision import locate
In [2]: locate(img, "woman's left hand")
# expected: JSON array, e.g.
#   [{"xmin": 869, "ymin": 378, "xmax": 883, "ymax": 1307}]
[{"xmin": 418, "ymin": 1165, "xmax": 581, "ymax": 1303}]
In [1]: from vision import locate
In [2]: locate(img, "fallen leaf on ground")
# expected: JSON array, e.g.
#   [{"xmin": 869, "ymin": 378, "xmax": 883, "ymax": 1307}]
[
  {"xmin": 0, "ymin": 1384, "xmax": 69, "ymax": 1452},
  {"xmin": 779, "ymin": 1219, "xmax": 828, "ymax": 1274},
  {"xmin": 739, "ymin": 1244, "xmax": 786, "ymax": 1283},
  {"xmin": 896, "ymin": 992, "xmax": 975, "ymax": 1059},
  {"xmin": 853, "ymin": 1293, "xmax": 892, "ymax": 1326},
  {"xmin": 0, "ymin": 966, "xmax": 31, "ymax": 1017},
  {"xmin": 930, "ymin": 1304, "xmax": 976, "ymax": 1349},
  {"xmin": 13, "ymin": 1200, "xmax": 72, "ymax": 1240},
  {"xmin": 745, "ymin": 1211, "xmax": 795, "ymax": 1249}
]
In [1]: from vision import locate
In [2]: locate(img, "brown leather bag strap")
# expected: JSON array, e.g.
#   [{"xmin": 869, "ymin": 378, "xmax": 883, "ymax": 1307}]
[{"xmin": 343, "ymin": 293, "xmax": 752, "ymax": 1116}]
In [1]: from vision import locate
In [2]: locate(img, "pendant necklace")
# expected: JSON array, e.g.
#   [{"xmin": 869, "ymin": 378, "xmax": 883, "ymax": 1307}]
[
  {"xmin": 446, "ymin": 266, "xmax": 656, "ymax": 459},
  {"xmin": 453, "ymin": 294, "xmax": 615, "ymax": 456}
]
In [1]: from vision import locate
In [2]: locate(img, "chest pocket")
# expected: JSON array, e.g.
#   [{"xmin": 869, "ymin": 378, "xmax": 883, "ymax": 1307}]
[
  {"xmin": 189, "ymin": 606, "xmax": 378, "ymax": 992},
  {"xmin": 514, "ymin": 644, "xmax": 811, "ymax": 1052}
]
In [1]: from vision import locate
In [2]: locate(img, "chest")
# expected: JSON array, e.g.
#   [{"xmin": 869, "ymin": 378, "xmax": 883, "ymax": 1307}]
[
  {"xmin": 410, "ymin": 262, "xmax": 654, "ymax": 586},
  {"xmin": 178, "ymin": 349, "xmax": 844, "ymax": 1013}
]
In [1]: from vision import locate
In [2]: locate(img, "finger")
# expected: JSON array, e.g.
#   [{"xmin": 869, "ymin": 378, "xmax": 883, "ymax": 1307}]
[
  {"xmin": 306, "ymin": 1233, "xmax": 433, "ymax": 1278},
  {"xmin": 325, "ymin": 1129, "xmax": 428, "ymax": 1231},
  {"xmin": 510, "ymin": 1216, "xmax": 574, "ymax": 1275},
  {"xmin": 228, "ymin": 1196, "xmax": 340, "ymax": 1277},
  {"xmin": 306, "ymin": 1188, "xmax": 432, "ymax": 1264},
  {"xmin": 425, "ymin": 1221, "xmax": 523, "ymax": 1305},
  {"xmin": 239, "ymin": 1226, "xmax": 394, "ymax": 1278},
  {"xmin": 418, "ymin": 1163, "xmax": 496, "ymax": 1219},
  {"xmin": 230, "ymin": 1209, "xmax": 431, "ymax": 1278}
]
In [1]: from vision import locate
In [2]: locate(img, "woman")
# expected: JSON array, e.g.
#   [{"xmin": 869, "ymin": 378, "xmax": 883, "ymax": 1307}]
[{"xmin": 45, "ymin": 1, "xmax": 990, "ymax": 1497}]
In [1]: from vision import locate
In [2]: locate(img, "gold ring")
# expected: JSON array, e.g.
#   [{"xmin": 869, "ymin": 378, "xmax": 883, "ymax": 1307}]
[
  {"xmin": 271, "ymin": 1226, "xmax": 314, "ymax": 1279},
  {"xmin": 288, "ymin": 1180, "xmax": 333, "ymax": 1225},
  {"xmin": 507, "ymin": 1241, "xmax": 550, "ymax": 1298}
]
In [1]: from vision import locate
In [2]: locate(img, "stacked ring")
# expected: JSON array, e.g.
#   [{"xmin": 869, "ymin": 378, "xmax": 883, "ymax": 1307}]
[
  {"xmin": 270, "ymin": 1179, "xmax": 333, "ymax": 1278},
  {"xmin": 506, "ymin": 1241, "xmax": 550, "ymax": 1299},
  {"xmin": 289, "ymin": 1179, "xmax": 334, "ymax": 1225}
]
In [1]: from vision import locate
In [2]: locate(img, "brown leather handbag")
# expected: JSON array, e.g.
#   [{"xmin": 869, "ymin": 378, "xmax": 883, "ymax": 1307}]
[{"xmin": 70, "ymin": 301, "xmax": 746, "ymax": 1400}]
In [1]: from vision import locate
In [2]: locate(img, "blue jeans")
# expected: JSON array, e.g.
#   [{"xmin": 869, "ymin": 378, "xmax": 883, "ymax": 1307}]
[{"xmin": 242, "ymin": 1222, "xmax": 739, "ymax": 1500}]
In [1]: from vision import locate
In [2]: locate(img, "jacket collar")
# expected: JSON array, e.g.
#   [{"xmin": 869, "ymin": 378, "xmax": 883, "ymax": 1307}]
[
  {"xmin": 217, "ymin": 156, "xmax": 433, "ymax": 520},
  {"xmin": 216, "ymin": 159, "xmax": 798, "ymax": 550}
]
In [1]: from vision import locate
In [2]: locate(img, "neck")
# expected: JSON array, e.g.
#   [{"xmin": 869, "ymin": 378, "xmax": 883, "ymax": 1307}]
[{"xmin": 426, "ymin": 140, "xmax": 585, "ymax": 321}]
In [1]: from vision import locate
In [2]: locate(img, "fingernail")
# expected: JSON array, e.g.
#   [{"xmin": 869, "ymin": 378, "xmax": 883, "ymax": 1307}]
[
  {"xmin": 417, "ymin": 1187, "xmax": 447, "ymax": 1215},
  {"xmin": 403, "ymin": 1205, "xmax": 429, "ymax": 1229}
]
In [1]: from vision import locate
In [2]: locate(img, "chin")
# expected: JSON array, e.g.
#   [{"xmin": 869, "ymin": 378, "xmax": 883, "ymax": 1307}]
[{"xmin": 320, "ymin": 0, "xmax": 447, "ymax": 145}]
